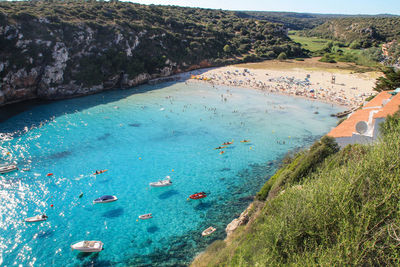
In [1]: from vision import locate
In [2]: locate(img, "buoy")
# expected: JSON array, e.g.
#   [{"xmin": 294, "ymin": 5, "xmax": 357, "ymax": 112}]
[
  {"xmin": 50, "ymin": 204, "xmax": 54, "ymax": 207},
  {"xmin": 47, "ymin": 173, "xmax": 53, "ymax": 177}
]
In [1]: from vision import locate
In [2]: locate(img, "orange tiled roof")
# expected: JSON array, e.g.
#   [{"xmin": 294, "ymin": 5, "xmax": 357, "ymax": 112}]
[
  {"xmin": 328, "ymin": 108, "xmax": 374, "ymax": 138},
  {"xmin": 328, "ymin": 90, "xmax": 400, "ymax": 138},
  {"xmin": 375, "ymin": 92, "xmax": 400, "ymax": 118},
  {"xmin": 363, "ymin": 91, "xmax": 392, "ymax": 108}
]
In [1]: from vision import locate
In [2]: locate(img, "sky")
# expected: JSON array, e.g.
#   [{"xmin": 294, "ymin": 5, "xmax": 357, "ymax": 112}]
[{"xmin": 126, "ymin": 0, "xmax": 400, "ymax": 15}]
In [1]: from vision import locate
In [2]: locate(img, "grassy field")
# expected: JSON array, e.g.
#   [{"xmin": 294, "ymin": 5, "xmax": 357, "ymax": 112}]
[
  {"xmin": 288, "ymin": 30, "xmax": 331, "ymax": 52},
  {"xmin": 192, "ymin": 112, "xmax": 400, "ymax": 267},
  {"xmin": 235, "ymin": 57, "xmax": 381, "ymax": 77}
]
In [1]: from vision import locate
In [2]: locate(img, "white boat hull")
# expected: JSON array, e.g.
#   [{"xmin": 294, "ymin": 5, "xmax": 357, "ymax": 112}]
[
  {"xmin": 149, "ymin": 182, "xmax": 172, "ymax": 187},
  {"xmin": 0, "ymin": 165, "xmax": 18, "ymax": 174},
  {"xmin": 93, "ymin": 196, "xmax": 118, "ymax": 204},
  {"xmin": 71, "ymin": 241, "xmax": 103, "ymax": 252},
  {"xmin": 149, "ymin": 177, "xmax": 172, "ymax": 187},
  {"xmin": 202, "ymin": 226, "xmax": 216, "ymax": 236},
  {"xmin": 25, "ymin": 215, "xmax": 47, "ymax": 223}
]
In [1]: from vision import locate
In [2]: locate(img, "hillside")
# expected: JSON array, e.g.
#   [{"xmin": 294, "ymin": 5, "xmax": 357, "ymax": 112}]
[
  {"xmin": 192, "ymin": 111, "xmax": 400, "ymax": 266},
  {"xmin": 304, "ymin": 17, "xmax": 400, "ymax": 47},
  {"xmin": 0, "ymin": 1, "xmax": 303, "ymax": 106}
]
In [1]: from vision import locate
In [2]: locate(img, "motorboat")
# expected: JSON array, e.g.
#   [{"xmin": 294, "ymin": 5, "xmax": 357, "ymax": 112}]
[
  {"xmin": 202, "ymin": 226, "xmax": 216, "ymax": 236},
  {"xmin": 139, "ymin": 213, "xmax": 153, "ymax": 220},
  {"xmin": 189, "ymin": 192, "xmax": 207, "ymax": 200},
  {"xmin": 0, "ymin": 164, "xmax": 18, "ymax": 174},
  {"xmin": 149, "ymin": 176, "xmax": 172, "ymax": 187},
  {"xmin": 25, "ymin": 214, "xmax": 48, "ymax": 223},
  {"xmin": 71, "ymin": 240, "xmax": 103, "ymax": 252},
  {"xmin": 93, "ymin": 195, "xmax": 118, "ymax": 204}
]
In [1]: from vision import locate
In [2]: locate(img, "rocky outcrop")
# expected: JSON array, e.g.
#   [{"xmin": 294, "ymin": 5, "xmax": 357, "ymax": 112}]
[
  {"xmin": 225, "ymin": 203, "xmax": 253, "ymax": 236},
  {"xmin": 0, "ymin": 15, "xmax": 185, "ymax": 106}
]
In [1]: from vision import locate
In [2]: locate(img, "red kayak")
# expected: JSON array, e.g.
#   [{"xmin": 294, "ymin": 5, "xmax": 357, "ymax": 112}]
[{"xmin": 189, "ymin": 192, "xmax": 207, "ymax": 200}]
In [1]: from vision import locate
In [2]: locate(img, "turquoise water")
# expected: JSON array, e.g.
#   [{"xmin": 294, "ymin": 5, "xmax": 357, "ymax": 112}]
[{"xmin": 0, "ymin": 82, "xmax": 343, "ymax": 266}]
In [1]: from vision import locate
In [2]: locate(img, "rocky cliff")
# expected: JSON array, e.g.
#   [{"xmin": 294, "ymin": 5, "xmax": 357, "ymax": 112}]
[{"xmin": 0, "ymin": 1, "xmax": 303, "ymax": 106}]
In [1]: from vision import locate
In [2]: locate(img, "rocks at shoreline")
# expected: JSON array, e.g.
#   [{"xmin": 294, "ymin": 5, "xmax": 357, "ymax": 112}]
[{"xmin": 226, "ymin": 203, "xmax": 253, "ymax": 237}]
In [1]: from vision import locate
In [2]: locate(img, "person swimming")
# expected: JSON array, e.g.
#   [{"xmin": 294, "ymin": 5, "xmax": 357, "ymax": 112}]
[{"xmin": 214, "ymin": 146, "xmax": 226, "ymax": 150}]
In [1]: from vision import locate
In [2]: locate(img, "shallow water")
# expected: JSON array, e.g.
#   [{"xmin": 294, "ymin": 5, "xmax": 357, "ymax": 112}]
[{"xmin": 0, "ymin": 82, "xmax": 343, "ymax": 266}]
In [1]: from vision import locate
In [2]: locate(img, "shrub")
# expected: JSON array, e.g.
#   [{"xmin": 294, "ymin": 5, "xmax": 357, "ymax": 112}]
[{"xmin": 277, "ymin": 52, "xmax": 287, "ymax": 60}]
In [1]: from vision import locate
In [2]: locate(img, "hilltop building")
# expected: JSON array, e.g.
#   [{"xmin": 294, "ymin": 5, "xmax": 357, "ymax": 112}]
[{"xmin": 328, "ymin": 89, "xmax": 400, "ymax": 148}]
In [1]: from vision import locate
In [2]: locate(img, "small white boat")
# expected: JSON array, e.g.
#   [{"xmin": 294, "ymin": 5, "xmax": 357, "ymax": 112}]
[
  {"xmin": 71, "ymin": 240, "xmax": 103, "ymax": 252},
  {"xmin": 25, "ymin": 214, "xmax": 48, "ymax": 223},
  {"xmin": 0, "ymin": 164, "xmax": 18, "ymax": 174},
  {"xmin": 139, "ymin": 213, "xmax": 153, "ymax": 220},
  {"xmin": 93, "ymin": 195, "xmax": 118, "ymax": 204},
  {"xmin": 202, "ymin": 226, "xmax": 216, "ymax": 236},
  {"xmin": 149, "ymin": 176, "xmax": 172, "ymax": 187}
]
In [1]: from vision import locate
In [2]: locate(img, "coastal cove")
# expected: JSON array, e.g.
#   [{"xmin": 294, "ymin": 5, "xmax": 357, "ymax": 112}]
[{"xmin": 0, "ymin": 81, "xmax": 343, "ymax": 266}]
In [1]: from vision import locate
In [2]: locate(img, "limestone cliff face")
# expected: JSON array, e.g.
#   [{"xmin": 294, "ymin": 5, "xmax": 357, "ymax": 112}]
[
  {"xmin": 0, "ymin": 2, "xmax": 300, "ymax": 107},
  {"xmin": 0, "ymin": 16, "xmax": 180, "ymax": 106}
]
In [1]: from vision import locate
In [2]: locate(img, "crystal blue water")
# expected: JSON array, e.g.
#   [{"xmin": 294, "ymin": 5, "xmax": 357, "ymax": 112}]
[{"xmin": 0, "ymin": 82, "xmax": 343, "ymax": 266}]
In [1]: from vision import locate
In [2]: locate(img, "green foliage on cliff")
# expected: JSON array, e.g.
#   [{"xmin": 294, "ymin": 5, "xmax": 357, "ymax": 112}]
[
  {"xmin": 374, "ymin": 67, "xmax": 400, "ymax": 92},
  {"xmin": 256, "ymin": 136, "xmax": 339, "ymax": 201},
  {"xmin": 193, "ymin": 112, "xmax": 400, "ymax": 266},
  {"xmin": 0, "ymin": 1, "xmax": 304, "ymax": 89}
]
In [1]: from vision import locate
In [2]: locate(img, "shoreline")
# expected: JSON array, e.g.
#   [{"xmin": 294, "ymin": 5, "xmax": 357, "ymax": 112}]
[
  {"xmin": 170, "ymin": 60, "xmax": 378, "ymax": 109},
  {"xmin": 1, "ymin": 59, "xmax": 379, "ymax": 122}
]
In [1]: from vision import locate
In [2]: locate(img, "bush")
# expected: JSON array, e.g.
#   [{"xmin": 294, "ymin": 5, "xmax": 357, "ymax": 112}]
[{"xmin": 277, "ymin": 52, "xmax": 287, "ymax": 60}]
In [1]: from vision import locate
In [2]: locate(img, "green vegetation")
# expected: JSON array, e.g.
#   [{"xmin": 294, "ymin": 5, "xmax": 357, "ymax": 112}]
[
  {"xmin": 288, "ymin": 31, "xmax": 330, "ymax": 52},
  {"xmin": 304, "ymin": 17, "xmax": 400, "ymax": 47},
  {"xmin": 0, "ymin": 1, "xmax": 305, "ymax": 88},
  {"xmin": 374, "ymin": 67, "xmax": 400, "ymax": 92},
  {"xmin": 289, "ymin": 31, "xmax": 382, "ymax": 69},
  {"xmin": 256, "ymin": 136, "xmax": 339, "ymax": 201},
  {"xmin": 193, "ymin": 112, "xmax": 400, "ymax": 266}
]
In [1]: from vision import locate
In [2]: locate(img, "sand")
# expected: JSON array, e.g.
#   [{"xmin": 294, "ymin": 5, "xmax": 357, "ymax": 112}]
[{"xmin": 176, "ymin": 59, "xmax": 380, "ymax": 108}]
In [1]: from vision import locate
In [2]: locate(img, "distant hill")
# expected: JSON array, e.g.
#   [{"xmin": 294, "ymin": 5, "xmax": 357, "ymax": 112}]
[
  {"xmin": 304, "ymin": 17, "xmax": 400, "ymax": 47},
  {"xmin": 235, "ymin": 11, "xmax": 399, "ymax": 31}
]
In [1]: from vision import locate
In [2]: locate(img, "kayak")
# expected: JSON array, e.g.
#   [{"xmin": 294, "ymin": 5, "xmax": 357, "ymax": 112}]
[
  {"xmin": 139, "ymin": 213, "xmax": 153, "ymax": 220},
  {"xmin": 189, "ymin": 192, "xmax": 207, "ymax": 200},
  {"xmin": 222, "ymin": 142, "xmax": 233, "ymax": 145},
  {"xmin": 93, "ymin": 170, "xmax": 108, "ymax": 175}
]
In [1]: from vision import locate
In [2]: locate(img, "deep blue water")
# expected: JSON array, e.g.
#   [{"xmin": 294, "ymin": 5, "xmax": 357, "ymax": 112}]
[{"xmin": 0, "ymin": 82, "xmax": 343, "ymax": 266}]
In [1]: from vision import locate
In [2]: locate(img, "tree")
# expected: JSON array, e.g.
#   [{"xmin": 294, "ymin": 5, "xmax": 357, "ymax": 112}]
[
  {"xmin": 349, "ymin": 40, "xmax": 362, "ymax": 49},
  {"xmin": 223, "ymin": 44, "xmax": 232, "ymax": 53},
  {"xmin": 277, "ymin": 52, "xmax": 287, "ymax": 60},
  {"xmin": 374, "ymin": 67, "xmax": 400, "ymax": 92}
]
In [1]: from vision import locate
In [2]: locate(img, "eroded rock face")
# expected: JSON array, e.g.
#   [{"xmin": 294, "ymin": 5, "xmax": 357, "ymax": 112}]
[{"xmin": 0, "ymin": 17, "xmax": 183, "ymax": 106}]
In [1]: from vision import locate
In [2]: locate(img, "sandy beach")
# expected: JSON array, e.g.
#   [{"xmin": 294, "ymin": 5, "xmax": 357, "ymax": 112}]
[{"xmin": 177, "ymin": 59, "xmax": 380, "ymax": 108}]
